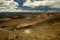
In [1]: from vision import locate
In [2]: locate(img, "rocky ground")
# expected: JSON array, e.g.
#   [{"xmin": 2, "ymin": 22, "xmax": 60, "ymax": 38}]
[{"xmin": 0, "ymin": 13, "xmax": 60, "ymax": 40}]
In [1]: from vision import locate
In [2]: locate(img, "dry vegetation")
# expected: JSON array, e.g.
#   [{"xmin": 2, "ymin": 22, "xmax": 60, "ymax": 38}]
[{"xmin": 0, "ymin": 13, "xmax": 60, "ymax": 40}]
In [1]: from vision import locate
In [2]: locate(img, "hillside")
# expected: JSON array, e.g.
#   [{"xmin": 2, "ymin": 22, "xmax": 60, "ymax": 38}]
[{"xmin": 0, "ymin": 13, "xmax": 60, "ymax": 40}]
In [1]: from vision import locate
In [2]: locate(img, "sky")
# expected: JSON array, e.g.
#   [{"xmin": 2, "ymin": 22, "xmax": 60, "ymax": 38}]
[{"xmin": 0, "ymin": 0, "xmax": 60, "ymax": 12}]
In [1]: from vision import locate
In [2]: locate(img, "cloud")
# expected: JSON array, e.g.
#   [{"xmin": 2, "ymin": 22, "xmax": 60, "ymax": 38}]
[
  {"xmin": 50, "ymin": 1, "xmax": 60, "ymax": 8},
  {"xmin": 23, "ymin": 0, "xmax": 60, "ymax": 8},
  {"xmin": 0, "ymin": 0, "xmax": 19, "ymax": 9}
]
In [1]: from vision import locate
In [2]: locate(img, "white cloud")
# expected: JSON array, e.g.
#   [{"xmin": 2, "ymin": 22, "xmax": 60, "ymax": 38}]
[
  {"xmin": 0, "ymin": 0, "xmax": 19, "ymax": 9},
  {"xmin": 50, "ymin": 1, "xmax": 60, "ymax": 8},
  {"xmin": 23, "ymin": 0, "xmax": 60, "ymax": 8}
]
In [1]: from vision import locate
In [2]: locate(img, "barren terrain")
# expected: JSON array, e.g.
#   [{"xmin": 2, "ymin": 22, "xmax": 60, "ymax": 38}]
[{"xmin": 0, "ymin": 13, "xmax": 60, "ymax": 40}]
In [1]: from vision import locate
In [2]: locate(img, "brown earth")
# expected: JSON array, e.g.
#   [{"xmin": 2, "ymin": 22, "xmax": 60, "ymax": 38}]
[{"xmin": 0, "ymin": 13, "xmax": 60, "ymax": 40}]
